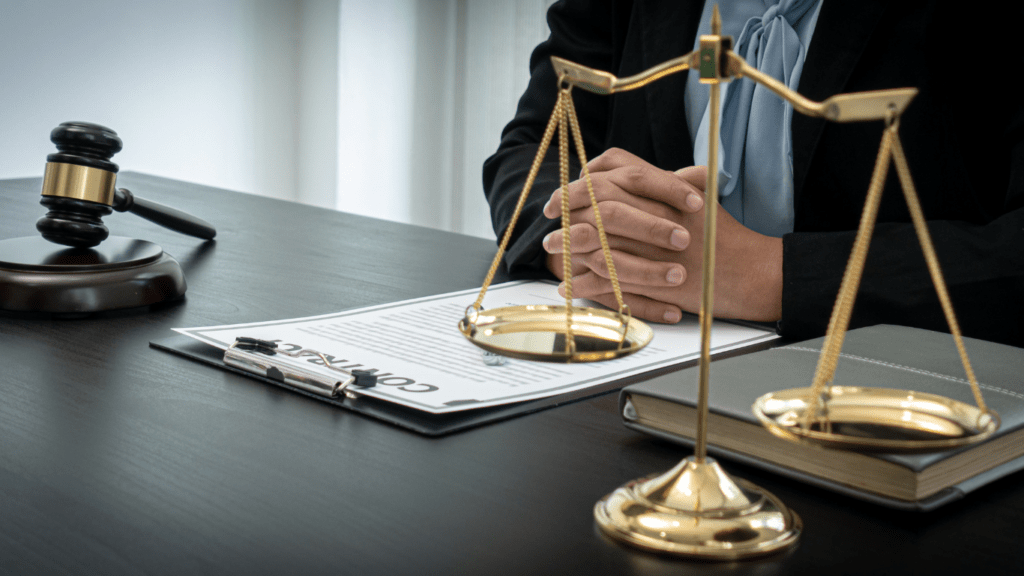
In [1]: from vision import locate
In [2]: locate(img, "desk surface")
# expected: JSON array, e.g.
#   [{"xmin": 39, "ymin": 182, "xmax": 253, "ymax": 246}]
[{"xmin": 2, "ymin": 174, "xmax": 1022, "ymax": 576}]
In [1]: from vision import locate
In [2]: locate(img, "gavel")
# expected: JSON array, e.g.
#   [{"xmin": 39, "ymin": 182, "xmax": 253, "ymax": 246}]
[{"xmin": 36, "ymin": 121, "xmax": 216, "ymax": 248}]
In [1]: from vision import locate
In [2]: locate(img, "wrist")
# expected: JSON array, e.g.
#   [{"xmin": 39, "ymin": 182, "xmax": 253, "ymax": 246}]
[
  {"xmin": 749, "ymin": 235, "xmax": 783, "ymax": 322},
  {"xmin": 721, "ymin": 232, "xmax": 782, "ymax": 322}
]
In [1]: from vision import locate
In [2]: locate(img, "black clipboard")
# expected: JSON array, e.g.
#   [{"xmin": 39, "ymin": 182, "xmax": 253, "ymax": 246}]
[{"xmin": 150, "ymin": 334, "xmax": 693, "ymax": 436}]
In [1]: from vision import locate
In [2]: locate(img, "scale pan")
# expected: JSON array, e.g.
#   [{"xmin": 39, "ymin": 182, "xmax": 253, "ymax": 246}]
[
  {"xmin": 752, "ymin": 386, "xmax": 999, "ymax": 453},
  {"xmin": 459, "ymin": 305, "xmax": 653, "ymax": 363}
]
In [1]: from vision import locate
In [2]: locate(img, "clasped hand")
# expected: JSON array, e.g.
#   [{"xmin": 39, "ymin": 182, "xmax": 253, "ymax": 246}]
[{"xmin": 542, "ymin": 148, "xmax": 783, "ymax": 323}]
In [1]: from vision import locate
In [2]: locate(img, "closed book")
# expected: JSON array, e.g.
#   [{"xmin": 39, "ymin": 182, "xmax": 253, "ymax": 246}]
[{"xmin": 620, "ymin": 325, "xmax": 1024, "ymax": 511}]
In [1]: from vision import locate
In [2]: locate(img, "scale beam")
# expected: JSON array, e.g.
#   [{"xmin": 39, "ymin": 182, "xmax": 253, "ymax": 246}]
[{"xmin": 552, "ymin": 51, "xmax": 917, "ymax": 124}]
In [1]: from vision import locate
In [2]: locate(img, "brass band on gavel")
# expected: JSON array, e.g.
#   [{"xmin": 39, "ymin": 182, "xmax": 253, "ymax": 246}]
[{"xmin": 41, "ymin": 162, "xmax": 116, "ymax": 205}]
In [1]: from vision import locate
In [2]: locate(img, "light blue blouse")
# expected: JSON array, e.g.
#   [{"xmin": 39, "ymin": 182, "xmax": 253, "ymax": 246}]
[{"xmin": 684, "ymin": 0, "xmax": 823, "ymax": 237}]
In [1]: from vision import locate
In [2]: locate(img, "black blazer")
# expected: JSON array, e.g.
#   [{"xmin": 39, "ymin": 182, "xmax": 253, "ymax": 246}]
[{"xmin": 483, "ymin": 0, "xmax": 1024, "ymax": 347}]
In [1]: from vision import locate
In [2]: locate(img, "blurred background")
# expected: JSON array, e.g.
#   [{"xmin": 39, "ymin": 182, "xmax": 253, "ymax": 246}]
[{"xmin": 0, "ymin": 0, "xmax": 556, "ymax": 240}]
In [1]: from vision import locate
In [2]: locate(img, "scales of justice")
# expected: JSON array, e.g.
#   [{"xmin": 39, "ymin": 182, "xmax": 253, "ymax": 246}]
[{"xmin": 459, "ymin": 7, "xmax": 999, "ymax": 559}]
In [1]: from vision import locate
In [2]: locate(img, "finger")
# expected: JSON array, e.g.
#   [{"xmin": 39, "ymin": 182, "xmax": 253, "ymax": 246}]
[
  {"xmin": 547, "ymin": 147, "xmax": 702, "ymax": 217},
  {"xmin": 562, "ymin": 271, "xmax": 691, "ymax": 311},
  {"xmin": 546, "ymin": 166, "xmax": 701, "ymax": 215},
  {"xmin": 544, "ymin": 226, "xmax": 683, "ymax": 263},
  {"xmin": 545, "ymin": 251, "xmax": 588, "ymax": 280},
  {"xmin": 567, "ymin": 201, "xmax": 691, "ymax": 251},
  {"xmin": 675, "ymin": 165, "xmax": 707, "ymax": 191},
  {"xmin": 589, "ymin": 293, "xmax": 684, "ymax": 324},
  {"xmin": 601, "ymin": 165, "xmax": 704, "ymax": 213},
  {"xmin": 586, "ymin": 147, "xmax": 650, "ymax": 173},
  {"xmin": 543, "ymin": 223, "xmax": 602, "ymax": 253},
  {"xmin": 603, "ymin": 235, "xmax": 683, "ymax": 261},
  {"xmin": 579, "ymin": 249, "xmax": 685, "ymax": 287},
  {"xmin": 557, "ymin": 276, "xmax": 683, "ymax": 324},
  {"xmin": 587, "ymin": 148, "xmax": 704, "ymax": 212},
  {"xmin": 543, "ymin": 175, "xmax": 676, "ymax": 220}
]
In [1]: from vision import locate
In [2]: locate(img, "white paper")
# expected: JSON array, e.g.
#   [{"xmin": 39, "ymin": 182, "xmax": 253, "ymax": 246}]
[{"xmin": 174, "ymin": 281, "xmax": 778, "ymax": 414}]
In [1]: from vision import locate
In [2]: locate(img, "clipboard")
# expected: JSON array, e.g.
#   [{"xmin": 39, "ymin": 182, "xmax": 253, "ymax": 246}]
[{"xmin": 150, "ymin": 333, "xmax": 702, "ymax": 436}]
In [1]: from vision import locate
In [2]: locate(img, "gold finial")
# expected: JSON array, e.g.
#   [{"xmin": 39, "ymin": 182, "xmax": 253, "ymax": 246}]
[{"xmin": 711, "ymin": 4, "xmax": 721, "ymax": 36}]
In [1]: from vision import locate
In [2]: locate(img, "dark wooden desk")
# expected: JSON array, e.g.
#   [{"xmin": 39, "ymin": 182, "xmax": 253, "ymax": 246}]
[{"xmin": 2, "ymin": 174, "xmax": 1021, "ymax": 575}]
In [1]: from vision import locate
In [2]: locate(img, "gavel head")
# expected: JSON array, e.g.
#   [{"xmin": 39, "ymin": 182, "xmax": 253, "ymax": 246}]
[{"xmin": 36, "ymin": 122, "xmax": 123, "ymax": 248}]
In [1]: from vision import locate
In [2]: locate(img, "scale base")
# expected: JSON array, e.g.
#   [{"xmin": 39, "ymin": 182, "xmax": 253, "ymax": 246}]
[
  {"xmin": 0, "ymin": 236, "xmax": 186, "ymax": 314},
  {"xmin": 595, "ymin": 457, "xmax": 800, "ymax": 560}
]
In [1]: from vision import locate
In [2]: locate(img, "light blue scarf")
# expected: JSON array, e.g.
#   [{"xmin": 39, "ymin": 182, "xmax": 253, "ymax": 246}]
[{"xmin": 689, "ymin": 0, "xmax": 822, "ymax": 237}]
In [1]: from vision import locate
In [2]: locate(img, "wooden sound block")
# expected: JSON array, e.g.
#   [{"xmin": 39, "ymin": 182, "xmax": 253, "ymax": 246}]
[{"xmin": 0, "ymin": 236, "xmax": 186, "ymax": 314}]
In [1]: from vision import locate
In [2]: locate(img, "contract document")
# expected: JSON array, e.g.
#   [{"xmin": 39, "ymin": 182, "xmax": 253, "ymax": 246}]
[{"xmin": 175, "ymin": 281, "xmax": 778, "ymax": 414}]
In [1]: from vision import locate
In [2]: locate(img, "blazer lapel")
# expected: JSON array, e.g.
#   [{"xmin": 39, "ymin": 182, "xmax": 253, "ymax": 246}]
[
  {"xmin": 792, "ymin": 0, "xmax": 887, "ymax": 202},
  {"xmin": 639, "ymin": 1, "xmax": 704, "ymax": 170}
]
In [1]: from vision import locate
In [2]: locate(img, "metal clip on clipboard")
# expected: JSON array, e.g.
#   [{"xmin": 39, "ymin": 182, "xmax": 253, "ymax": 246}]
[{"xmin": 223, "ymin": 337, "xmax": 377, "ymax": 399}]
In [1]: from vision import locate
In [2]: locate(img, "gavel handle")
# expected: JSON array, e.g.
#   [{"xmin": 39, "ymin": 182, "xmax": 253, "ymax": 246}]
[{"xmin": 113, "ymin": 188, "xmax": 217, "ymax": 240}]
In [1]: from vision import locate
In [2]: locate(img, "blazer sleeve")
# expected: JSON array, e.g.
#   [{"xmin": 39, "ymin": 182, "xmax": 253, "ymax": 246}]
[
  {"xmin": 780, "ymin": 206, "xmax": 1024, "ymax": 348},
  {"xmin": 482, "ymin": 0, "xmax": 625, "ymax": 279}
]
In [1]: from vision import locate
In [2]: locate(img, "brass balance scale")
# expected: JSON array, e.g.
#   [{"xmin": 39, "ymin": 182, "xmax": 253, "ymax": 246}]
[{"xmin": 458, "ymin": 6, "xmax": 999, "ymax": 559}]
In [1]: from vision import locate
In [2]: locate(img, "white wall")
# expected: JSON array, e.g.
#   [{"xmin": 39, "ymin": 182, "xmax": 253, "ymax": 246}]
[
  {"xmin": 457, "ymin": 0, "xmax": 555, "ymax": 238},
  {"xmin": 0, "ymin": 0, "xmax": 332, "ymax": 204},
  {"xmin": 335, "ymin": 0, "xmax": 554, "ymax": 238},
  {"xmin": 298, "ymin": 0, "xmax": 341, "ymax": 208},
  {"xmin": 336, "ymin": 0, "xmax": 419, "ymax": 222},
  {"xmin": 0, "ymin": 0, "xmax": 553, "ymax": 239}
]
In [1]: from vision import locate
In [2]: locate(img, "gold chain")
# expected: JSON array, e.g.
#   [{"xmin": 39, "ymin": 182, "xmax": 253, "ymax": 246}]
[
  {"xmin": 565, "ymin": 95, "xmax": 627, "ymax": 318},
  {"xmin": 807, "ymin": 120, "xmax": 988, "ymax": 424},
  {"xmin": 808, "ymin": 126, "xmax": 893, "ymax": 407},
  {"xmin": 890, "ymin": 135, "xmax": 987, "ymax": 412},
  {"xmin": 468, "ymin": 84, "xmax": 633, "ymax": 357},
  {"xmin": 558, "ymin": 89, "xmax": 576, "ymax": 355},
  {"xmin": 472, "ymin": 92, "xmax": 565, "ymax": 311}
]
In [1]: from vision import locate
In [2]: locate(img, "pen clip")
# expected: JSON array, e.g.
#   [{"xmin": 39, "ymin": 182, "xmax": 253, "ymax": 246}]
[{"xmin": 224, "ymin": 337, "xmax": 377, "ymax": 399}]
